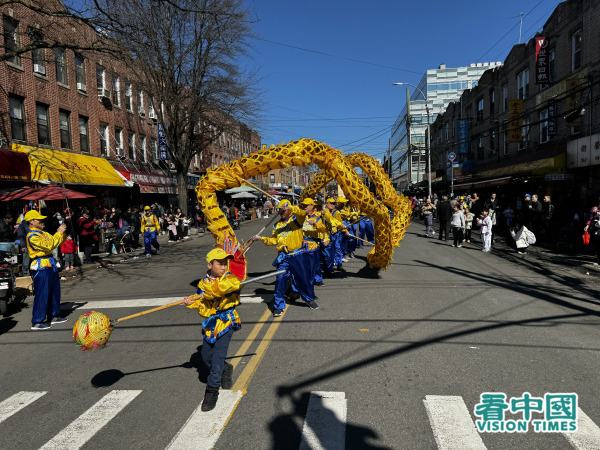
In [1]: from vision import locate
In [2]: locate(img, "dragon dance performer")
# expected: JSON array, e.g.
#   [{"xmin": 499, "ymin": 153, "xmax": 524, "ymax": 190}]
[
  {"xmin": 346, "ymin": 206, "xmax": 360, "ymax": 258},
  {"xmin": 333, "ymin": 197, "xmax": 350, "ymax": 270},
  {"xmin": 25, "ymin": 210, "xmax": 68, "ymax": 330},
  {"xmin": 183, "ymin": 248, "xmax": 240, "ymax": 412},
  {"xmin": 251, "ymin": 199, "xmax": 318, "ymax": 316},
  {"xmin": 140, "ymin": 206, "xmax": 160, "ymax": 258},
  {"xmin": 322, "ymin": 198, "xmax": 344, "ymax": 277},
  {"xmin": 359, "ymin": 215, "xmax": 375, "ymax": 245},
  {"xmin": 299, "ymin": 198, "xmax": 327, "ymax": 287}
]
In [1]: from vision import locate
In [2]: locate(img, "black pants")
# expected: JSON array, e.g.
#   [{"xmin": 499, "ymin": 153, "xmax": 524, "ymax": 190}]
[
  {"xmin": 439, "ymin": 221, "xmax": 450, "ymax": 240},
  {"xmin": 453, "ymin": 227, "xmax": 464, "ymax": 246},
  {"xmin": 465, "ymin": 229, "xmax": 472, "ymax": 241},
  {"xmin": 201, "ymin": 328, "xmax": 233, "ymax": 388}
]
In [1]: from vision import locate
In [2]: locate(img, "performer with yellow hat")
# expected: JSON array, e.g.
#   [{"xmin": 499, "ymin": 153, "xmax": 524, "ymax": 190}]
[
  {"xmin": 183, "ymin": 248, "xmax": 241, "ymax": 412},
  {"xmin": 334, "ymin": 197, "xmax": 350, "ymax": 270},
  {"xmin": 322, "ymin": 197, "xmax": 345, "ymax": 276},
  {"xmin": 140, "ymin": 206, "xmax": 160, "ymax": 258},
  {"xmin": 299, "ymin": 197, "xmax": 327, "ymax": 287},
  {"xmin": 251, "ymin": 199, "xmax": 318, "ymax": 316},
  {"xmin": 25, "ymin": 210, "xmax": 67, "ymax": 330}
]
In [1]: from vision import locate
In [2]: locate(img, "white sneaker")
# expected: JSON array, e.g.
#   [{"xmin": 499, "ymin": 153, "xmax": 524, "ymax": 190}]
[
  {"xmin": 341, "ymin": 258, "xmax": 349, "ymax": 263},
  {"xmin": 457, "ymin": 244, "xmax": 462, "ymax": 248},
  {"xmin": 145, "ymin": 254, "xmax": 151, "ymax": 259}
]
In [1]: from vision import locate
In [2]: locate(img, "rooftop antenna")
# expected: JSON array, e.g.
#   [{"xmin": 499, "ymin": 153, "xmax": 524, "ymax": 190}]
[{"xmin": 514, "ymin": 12, "xmax": 525, "ymax": 44}]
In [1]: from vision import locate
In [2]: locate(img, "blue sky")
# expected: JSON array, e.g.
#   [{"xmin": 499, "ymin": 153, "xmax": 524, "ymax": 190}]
[{"xmin": 245, "ymin": 0, "xmax": 561, "ymax": 160}]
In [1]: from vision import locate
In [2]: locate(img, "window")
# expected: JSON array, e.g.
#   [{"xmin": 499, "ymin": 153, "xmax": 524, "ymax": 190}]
[
  {"xmin": 137, "ymin": 90, "xmax": 145, "ymax": 116},
  {"xmin": 540, "ymin": 110, "xmax": 549, "ymax": 144},
  {"xmin": 36, "ymin": 103, "xmax": 50, "ymax": 145},
  {"xmin": 125, "ymin": 82, "xmax": 132, "ymax": 111},
  {"xmin": 99, "ymin": 122, "xmax": 109, "ymax": 155},
  {"xmin": 150, "ymin": 138, "xmax": 158, "ymax": 160},
  {"xmin": 9, "ymin": 96, "xmax": 25, "ymax": 141},
  {"xmin": 477, "ymin": 98, "xmax": 484, "ymax": 122},
  {"xmin": 32, "ymin": 48, "xmax": 46, "ymax": 75},
  {"xmin": 490, "ymin": 90, "xmax": 495, "ymax": 114},
  {"xmin": 140, "ymin": 135, "xmax": 146, "ymax": 162},
  {"xmin": 519, "ymin": 118, "xmax": 530, "ymax": 150},
  {"xmin": 115, "ymin": 127, "xmax": 123, "ymax": 156},
  {"xmin": 96, "ymin": 64, "xmax": 106, "ymax": 94},
  {"xmin": 59, "ymin": 110, "xmax": 71, "ymax": 149},
  {"xmin": 517, "ymin": 69, "xmax": 529, "ymax": 99},
  {"xmin": 502, "ymin": 84, "xmax": 508, "ymax": 112},
  {"xmin": 270, "ymin": 174, "xmax": 275, "ymax": 183},
  {"xmin": 112, "ymin": 74, "xmax": 120, "ymax": 106},
  {"xmin": 572, "ymin": 30, "xmax": 581, "ymax": 71},
  {"xmin": 549, "ymin": 49, "xmax": 555, "ymax": 81},
  {"xmin": 128, "ymin": 131, "xmax": 135, "ymax": 160},
  {"xmin": 3, "ymin": 16, "xmax": 20, "ymax": 66},
  {"xmin": 477, "ymin": 136, "xmax": 484, "ymax": 160},
  {"xmin": 79, "ymin": 116, "xmax": 89, "ymax": 153},
  {"xmin": 54, "ymin": 48, "xmax": 67, "ymax": 85},
  {"xmin": 75, "ymin": 53, "xmax": 86, "ymax": 91}
]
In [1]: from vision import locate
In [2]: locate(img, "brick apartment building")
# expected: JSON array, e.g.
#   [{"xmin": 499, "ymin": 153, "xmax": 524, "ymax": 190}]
[
  {"xmin": 429, "ymin": 0, "xmax": 599, "ymax": 208},
  {"xmin": 0, "ymin": 0, "xmax": 260, "ymax": 207}
]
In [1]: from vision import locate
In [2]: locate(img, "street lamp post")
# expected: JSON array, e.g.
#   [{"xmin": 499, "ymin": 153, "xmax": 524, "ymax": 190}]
[{"xmin": 393, "ymin": 82, "xmax": 432, "ymax": 199}]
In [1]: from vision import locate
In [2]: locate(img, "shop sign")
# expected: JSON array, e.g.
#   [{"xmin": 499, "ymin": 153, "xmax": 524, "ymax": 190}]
[
  {"xmin": 509, "ymin": 100, "xmax": 523, "ymax": 143},
  {"xmin": 545, "ymin": 173, "xmax": 573, "ymax": 181},
  {"xmin": 536, "ymin": 37, "xmax": 549, "ymax": 85}
]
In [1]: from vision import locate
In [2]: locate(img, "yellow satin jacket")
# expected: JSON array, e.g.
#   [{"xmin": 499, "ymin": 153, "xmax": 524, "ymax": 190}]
[
  {"xmin": 141, "ymin": 214, "xmax": 160, "ymax": 232},
  {"xmin": 261, "ymin": 205, "xmax": 307, "ymax": 253},
  {"xmin": 26, "ymin": 227, "xmax": 65, "ymax": 270}
]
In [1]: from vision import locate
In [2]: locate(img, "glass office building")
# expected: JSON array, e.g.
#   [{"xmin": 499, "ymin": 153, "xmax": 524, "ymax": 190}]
[{"xmin": 390, "ymin": 63, "xmax": 500, "ymax": 190}]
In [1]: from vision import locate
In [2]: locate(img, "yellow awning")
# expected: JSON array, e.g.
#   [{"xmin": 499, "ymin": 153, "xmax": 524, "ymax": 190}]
[
  {"xmin": 476, "ymin": 153, "xmax": 565, "ymax": 179},
  {"xmin": 11, "ymin": 144, "xmax": 125, "ymax": 186}
]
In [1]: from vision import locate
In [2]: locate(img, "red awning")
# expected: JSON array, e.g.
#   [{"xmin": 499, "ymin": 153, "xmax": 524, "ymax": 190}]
[
  {"xmin": 0, "ymin": 187, "xmax": 37, "ymax": 201},
  {"xmin": 20, "ymin": 186, "xmax": 95, "ymax": 201},
  {"xmin": 0, "ymin": 149, "xmax": 31, "ymax": 181}
]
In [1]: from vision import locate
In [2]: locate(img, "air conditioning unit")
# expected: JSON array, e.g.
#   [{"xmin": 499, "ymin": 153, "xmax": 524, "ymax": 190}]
[
  {"xmin": 148, "ymin": 110, "xmax": 157, "ymax": 120},
  {"xmin": 139, "ymin": 110, "xmax": 146, "ymax": 117},
  {"xmin": 76, "ymin": 82, "xmax": 86, "ymax": 91},
  {"xmin": 33, "ymin": 64, "xmax": 45, "ymax": 75},
  {"xmin": 97, "ymin": 87, "xmax": 111, "ymax": 99}
]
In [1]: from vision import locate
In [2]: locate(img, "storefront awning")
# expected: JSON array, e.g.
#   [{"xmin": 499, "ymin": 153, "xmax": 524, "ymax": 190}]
[
  {"xmin": 454, "ymin": 176, "xmax": 512, "ymax": 190},
  {"xmin": 0, "ymin": 149, "xmax": 31, "ymax": 181},
  {"xmin": 116, "ymin": 168, "xmax": 177, "ymax": 194},
  {"xmin": 11, "ymin": 144, "xmax": 125, "ymax": 186}
]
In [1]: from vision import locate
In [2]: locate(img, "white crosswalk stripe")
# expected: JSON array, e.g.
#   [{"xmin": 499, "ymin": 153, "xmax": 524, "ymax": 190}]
[
  {"xmin": 299, "ymin": 391, "xmax": 347, "ymax": 450},
  {"xmin": 166, "ymin": 390, "xmax": 243, "ymax": 450},
  {"xmin": 39, "ymin": 390, "xmax": 141, "ymax": 450},
  {"xmin": 0, "ymin": 391, "xmax": 46, "ymax": 424},
  {"xmin": 60, "ymin": 294, "xmax": 267, "ymax": 311},
  {"xmin": 563, "ymin": 407, "xmax": 600, "ymax": 449},
  {"xmin": 424, "ymin": 395, "xmax": 487, "ymax": 450}
]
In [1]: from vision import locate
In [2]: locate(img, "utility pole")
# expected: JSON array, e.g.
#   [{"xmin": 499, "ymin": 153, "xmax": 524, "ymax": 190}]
[{"xmin": 406, "ymin": 88, "xmax": 412, "ymax": 188}]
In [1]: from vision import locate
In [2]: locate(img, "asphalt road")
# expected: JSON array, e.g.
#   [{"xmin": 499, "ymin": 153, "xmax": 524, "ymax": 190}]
[{"xmin": 0, "ymin": 218, "xmax": 599, "ymax": 449}]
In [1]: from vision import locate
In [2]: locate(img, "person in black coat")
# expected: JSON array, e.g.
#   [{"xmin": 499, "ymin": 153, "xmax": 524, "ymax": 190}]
[
  {"xmin": 437, "ymin": 196, "xmax": 453, "ymax": 241},
  {"xmin": 0, "ymin": 213, "xmax": 16, "ymax": 242}
]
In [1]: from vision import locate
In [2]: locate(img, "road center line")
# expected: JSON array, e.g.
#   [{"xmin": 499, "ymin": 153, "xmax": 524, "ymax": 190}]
[
  {"xmin": 40, "ymin": 390, "xmax": 142, "ymax": 450},
  {"xmin": 230, "ymin": 309, "xmax": 272, "ymax": 371},
  {"xmin": 423, "ymin": 395, "xmax": 487, "ymax": 450},
  {"xmin": 0, "ymin": 391, "xmax": 46, "ymax": 424}
]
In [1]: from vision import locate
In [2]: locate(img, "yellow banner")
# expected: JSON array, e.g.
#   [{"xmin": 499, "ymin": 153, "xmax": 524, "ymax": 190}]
[
  {"xmin": 11, "ymin": 144, "xmax": 125, "ymax": 186},
  {"xmin": 508, "ymin": 100, "xmax": 523, "ymax": 143}
]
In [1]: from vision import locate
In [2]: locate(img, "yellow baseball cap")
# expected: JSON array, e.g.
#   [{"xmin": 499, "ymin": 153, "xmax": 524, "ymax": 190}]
[
  {"xmin": 336, "ymin": 197, "xmax": 348, "ymax": 203},
  {"xmin": 144, "ymin": 206, "xmax": 151, "ymax": 210},
  {"xmin": 278, "ymin": 199, "xmax": 291, "ymax": 209},
  {"xmin": 206, "ymin": 248, "xmax": 233, "ymax": 263},
  {"xmin": 326, "ymin": 197, "xmax": 336, "ymax": 204},
  {"xmin": 300, "ymin": 198, "xmax": 315, "ymax": 205},
  {"xmin": 24, "ymin": 210, "xmax": 47, "ymax": 221}
]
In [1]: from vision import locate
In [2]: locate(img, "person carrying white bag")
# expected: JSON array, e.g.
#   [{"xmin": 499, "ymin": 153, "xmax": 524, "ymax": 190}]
[{"xmin": 510, "ymin": 224, "xmax": 536, "ymax": 254}]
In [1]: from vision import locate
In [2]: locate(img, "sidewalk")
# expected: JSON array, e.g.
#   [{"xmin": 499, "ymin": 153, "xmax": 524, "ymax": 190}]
[{"xmin": 413, "ymin": 216, "xmax": 600, "ymax": 278}]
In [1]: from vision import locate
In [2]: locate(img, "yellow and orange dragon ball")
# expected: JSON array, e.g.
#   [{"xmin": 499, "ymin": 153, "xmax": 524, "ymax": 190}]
[{"xmin": 73, "ymin": 311, "xmax": 113, "ymax": 351}]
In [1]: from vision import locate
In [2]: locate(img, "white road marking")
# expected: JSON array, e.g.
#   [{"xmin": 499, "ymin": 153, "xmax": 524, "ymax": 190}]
[
  {"xmin": 0, "ymin": 391, "xmax": 46, "ymax": 424},
  {"xmin": 424, "ymin": 395, "xmax": 487, "ymax": 450},
  {"xmin": 60, "ymin": 295, "xmax": 267, "ymax": 310},
  {"xmin": 563, "ymin": 407, "xmax": 600, "ymax": 449},
  {"xmin": 166, "ymin": 390, "xmax": 243, "ymax": 450},
  {"xmin": 40, "ymin": 390, "xmax": 141, "ymax": 450},
  {"xmin": 299, "ymin": 391, "xmax": 347, "ymax": 450}
]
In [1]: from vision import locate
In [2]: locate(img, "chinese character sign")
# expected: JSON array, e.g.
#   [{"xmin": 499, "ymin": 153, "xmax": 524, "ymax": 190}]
[
  {"xmin": 536, "ymin": 37, "xmax": 549, "ymax": 85},
  {"xmin": 157, "ymin": 123, "xmax": 170, "ymax": 160},
  {"xmin": 548, "ymin": 99, "xmax": 557, "ymax": 136},
  {"xmin": 457, "ymin": 119, "xmax": 469, "ymax": 154},
  {"xmin": 509, "ymin": 100, "xmax": 523, "ymax": 143}
]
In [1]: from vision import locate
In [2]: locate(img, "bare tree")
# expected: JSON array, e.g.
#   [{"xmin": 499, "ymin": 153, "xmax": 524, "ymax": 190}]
[{"xmin": 90, "ymin": 0, "xmax": 261, "ymax": 214}]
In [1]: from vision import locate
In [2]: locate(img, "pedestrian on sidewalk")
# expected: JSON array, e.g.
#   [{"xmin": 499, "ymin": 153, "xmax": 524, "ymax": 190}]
[
  {"xmin": 183, "ymin": 248, "xmax": 241, "ymax": 412},
  {"xmin": 510, "ymin": 223, "xmax": 536, "ymax": 254},
  {"xmin": 464, "ymin": 207, "xmax": 474, "ymax": 243},
  {"xmin": 61, "ymin": 234, "xmax": 77, "ymax": 271},
  {"xmin": 450, "ymin": 205, "xmax": 465, "ymax": 247},
  {"xmin": 437, "ymin": 196, "xmax": 452, "ymax": 241},
  {"xmin": 25, "ymin": 210, "xmax": 68, "ymax": 330},
  {"xmin": 584, "ymin": 206, "xmax": 600, "ymax": 264},
  {"xmin": 481, "ymin": 210, "xmax": 493, "ymax": 252},
  {"xmin": 422, "ymin": 198, "xmax": 436, "ymax": 237}
]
